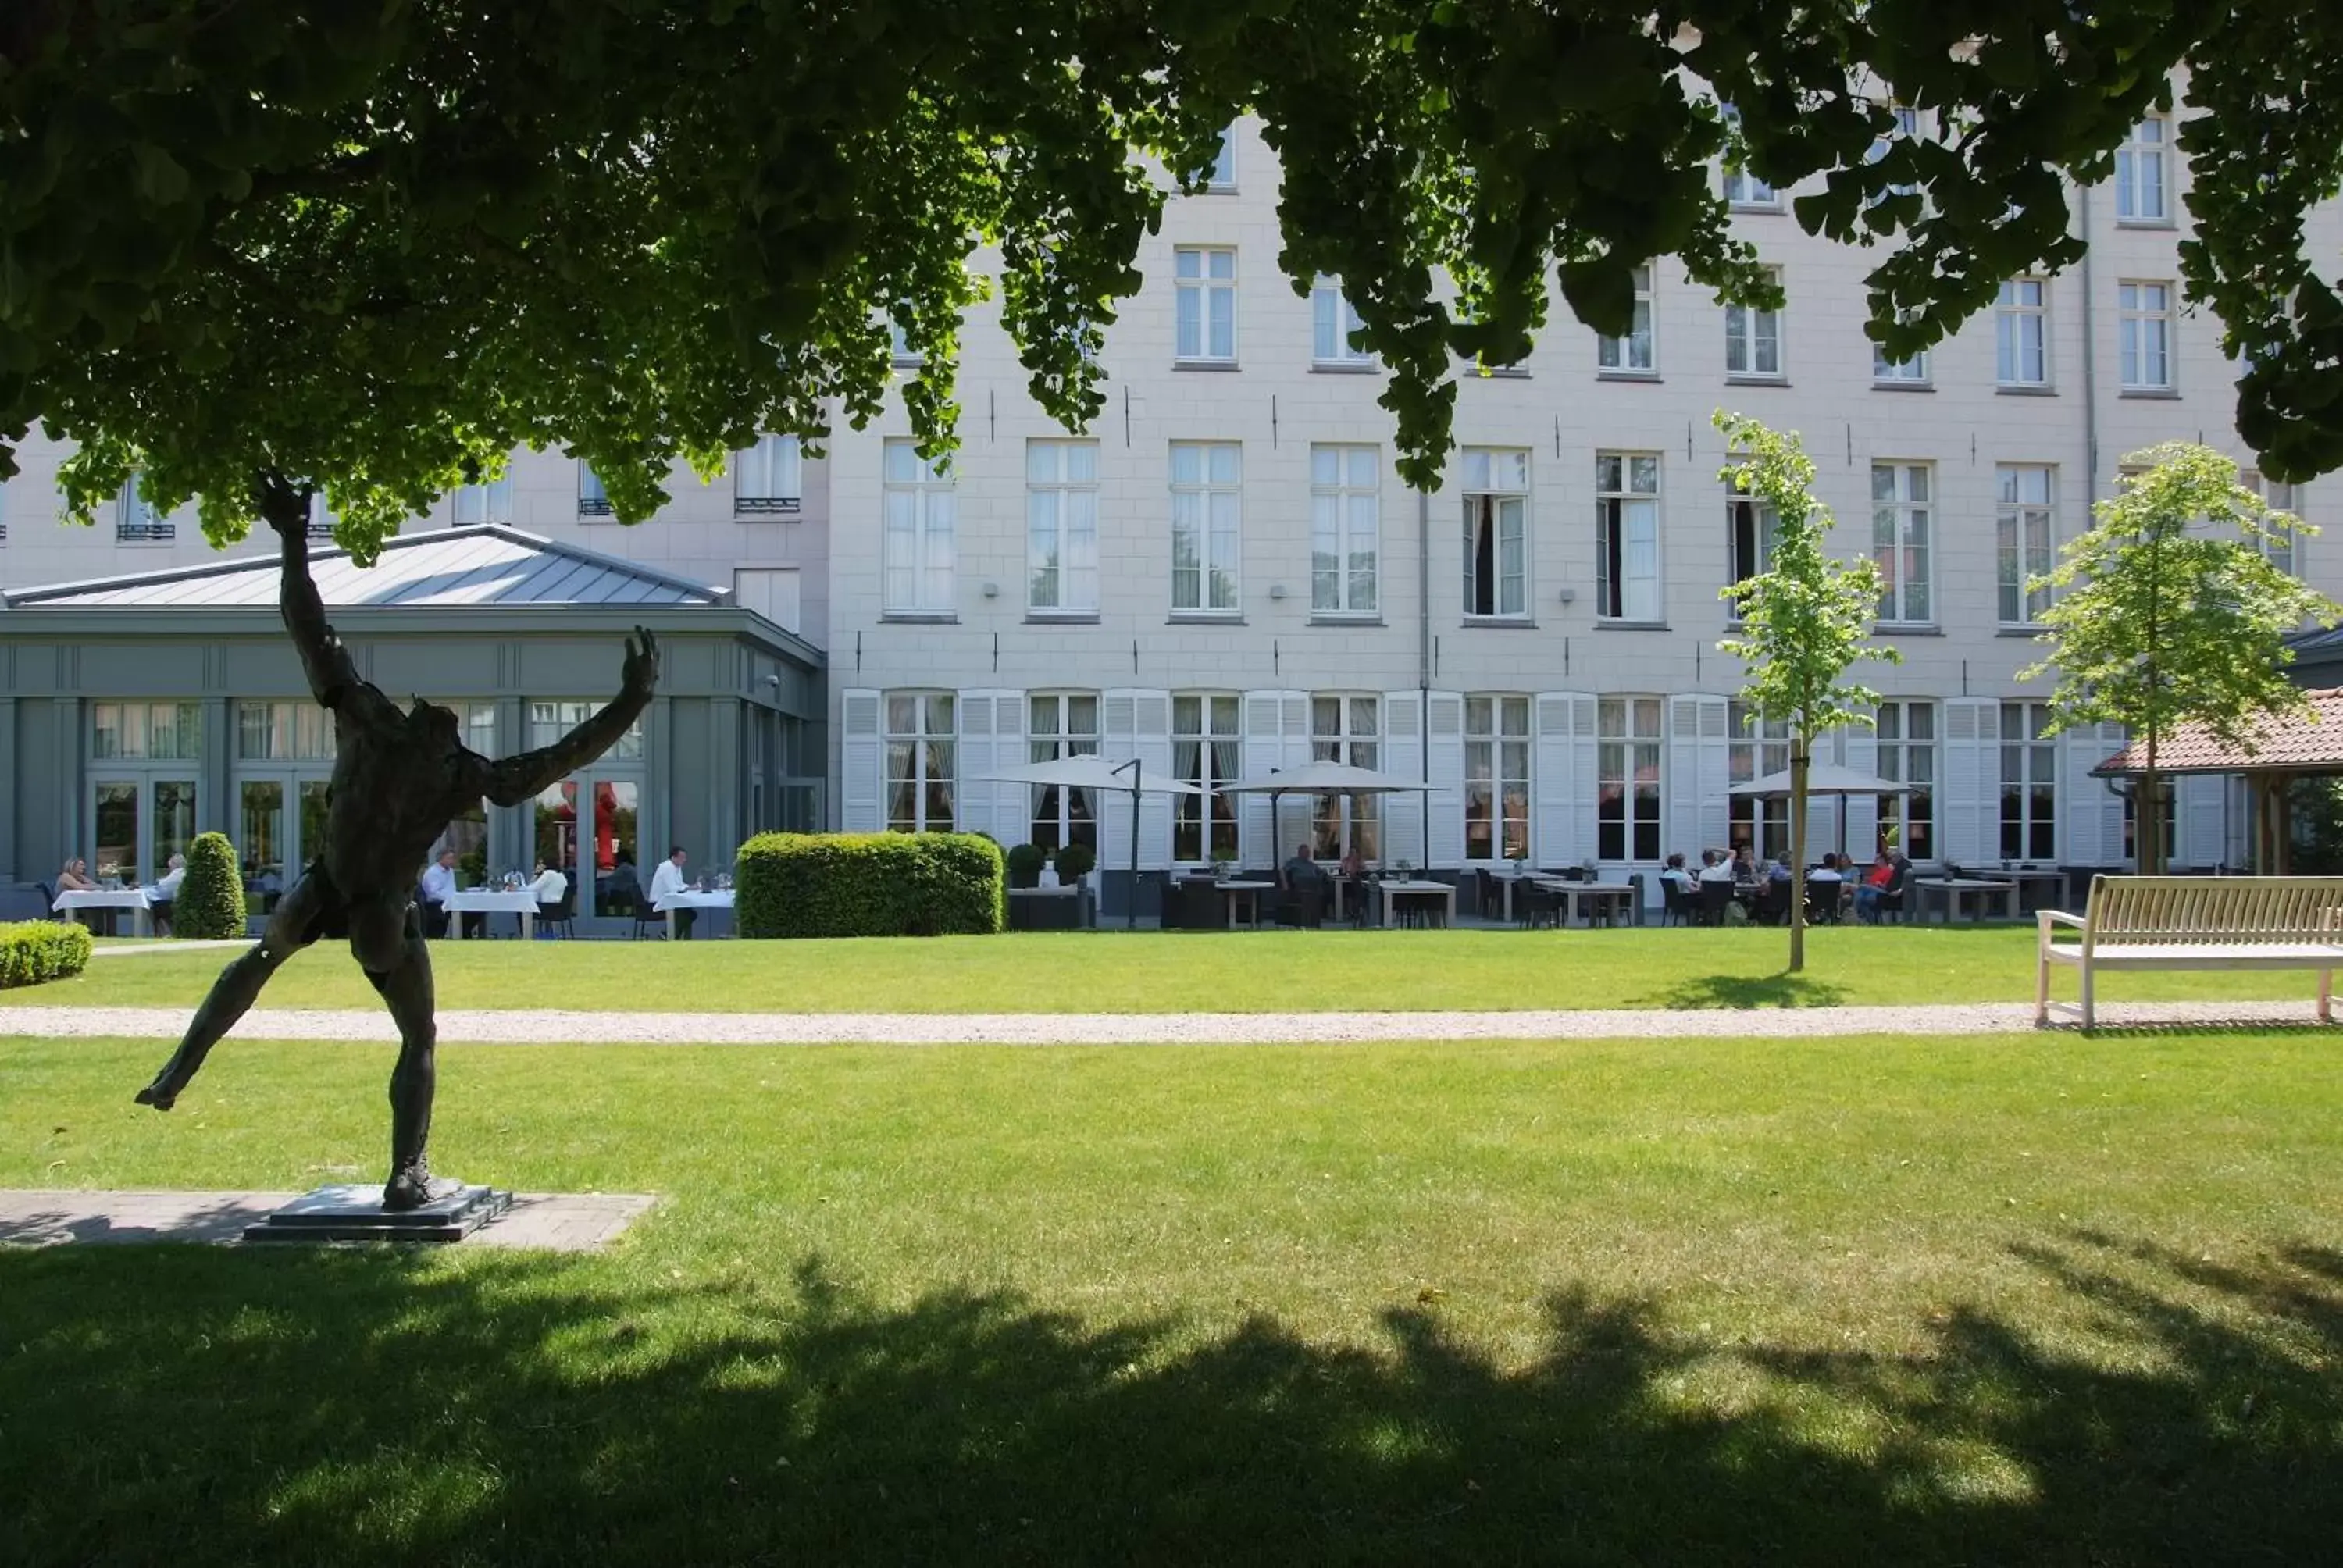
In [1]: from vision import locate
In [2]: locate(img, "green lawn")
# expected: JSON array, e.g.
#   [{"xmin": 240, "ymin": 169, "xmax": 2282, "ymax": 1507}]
[
  {"xmin": 14, "ymin": 925, "xmax": 2334, "ymax": 1013},
  {"xmin": 4, "ymin": 1031, "xmax": 2341, "ymax": 1563}
]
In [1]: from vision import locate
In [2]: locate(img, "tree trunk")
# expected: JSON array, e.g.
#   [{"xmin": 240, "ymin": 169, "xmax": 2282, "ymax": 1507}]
[
  {"xmin": 2141, "ymin": 728, "xmax": 2163, "ymax": 876},
  {"xmin": 1788, "ymin": 739, "xmax": 1809, "ymax": 973}
]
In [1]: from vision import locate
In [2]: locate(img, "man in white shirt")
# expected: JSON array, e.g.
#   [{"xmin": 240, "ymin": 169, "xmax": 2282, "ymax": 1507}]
[
  {"xmin": 419, "ymin": 849, "xmax": 458, "ymax": 938},
  {"xmin": 527, "ymin": 861, "xmax": 569, "ymax": 903},
  {"xmin": 152, "ymin": 853, "xmax": 187, "ymax": 901},
  {"xmin": 648, "ymin": 845, "xmax": 695, "ymax": 939},
  {"xmin": 1696, "ymin": 850, "xmax": 1735, "ymax": 883}
]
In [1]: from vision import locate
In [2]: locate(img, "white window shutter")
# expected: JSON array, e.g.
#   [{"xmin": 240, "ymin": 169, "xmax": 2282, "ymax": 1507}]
[
  {"xmin": 954, "ymin": 690, "xmax": 998, "ymax": 841},
  {"xmin": 1571, "ymin": 695, "xmax": 1599, "ymax": 868},
  {"xmin": 1843, "ymin": 722, "xmax": 1880, "ymax": 860},
  {"xmin": 1382, "ymin": 691, "xmax": 1425, "ymax": 867},
  {"xmin": 1112, "ymin": 689, "xmax": 1175, "ymax": 868},
  {"xmin": 1939, "ymin": 699, "xmax": 1999, "ymax": 866},
  {"xmin": 2177, "ymin": 773, "xmax": 2229, "ymax": 869},
  {"xmin": 1696, "ymin": 698, "xmax": 1731, "ymax": 855},
  {"xmin": 2061, "ymin": 725, "xmax": 2123, "ymax": 866},
  {"xmin": 1276, "ymin": 691, "xmax": 1314, "ymax": 859},
  {"xmin": 987, "ymin": 692, "xmax": 1025, "ymax": 848},
  {"xmin": 1535, "ymin": 694, "xmax": 1578, "ymax": 868},
  {"xmin": 1240, "ymin": 692, "xmax": 1282, "ymax": 866},
  {"xmin": 1426, "ymin": 692, "xmax": 1467, "ymax": 868},
  {"xmin": 842, "ymin": 689, "xmax": 884, "ymax": 832},
  {"xmin": 1101, "ymin": 690, "xmax": 1140, "ymax": 866},
  {"xmin": 1667, "ymin": 697, "xmax": 1704, "ymax": 862},
  {"xmin": 1805, "ymin": 728, "xmax": 1841, "ymax": 861}
]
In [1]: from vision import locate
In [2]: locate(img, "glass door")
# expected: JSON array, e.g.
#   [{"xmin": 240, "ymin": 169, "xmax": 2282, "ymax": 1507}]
[
  {"xmin": 585, "ymin": 774, "xmax": 640, "ymax": 915},
  {"xmin": 91, "ymin": 780, "xmax": 141, "ymax": 884},
  {"xmin": 240, "ymin": 777, "xmax": 288, "ymax": 903}
]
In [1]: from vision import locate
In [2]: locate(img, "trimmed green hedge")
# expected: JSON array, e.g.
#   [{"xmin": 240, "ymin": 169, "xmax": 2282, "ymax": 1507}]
[
  {"xmin": 1, "ymin": 920, "xmax": 95, "ymax": 989},
  {"xmin": 736, "ymin": 832, "xmax": 1004, "ymax": 938},
  {"xmin": 174, "ymin": 830, "xmax": 248, "ymax": 939}
]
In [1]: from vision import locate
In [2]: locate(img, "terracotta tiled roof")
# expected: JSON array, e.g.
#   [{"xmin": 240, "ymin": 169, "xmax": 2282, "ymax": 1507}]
[{"xmin": 2092, "ymin": 689, "xmax": 2343, "ymax": 775}]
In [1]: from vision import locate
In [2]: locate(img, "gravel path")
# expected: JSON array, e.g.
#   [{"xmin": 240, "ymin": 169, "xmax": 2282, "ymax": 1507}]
[{"xmin": 0, "ymin": 1000, "xmax": 2330, "ymax": 1043}]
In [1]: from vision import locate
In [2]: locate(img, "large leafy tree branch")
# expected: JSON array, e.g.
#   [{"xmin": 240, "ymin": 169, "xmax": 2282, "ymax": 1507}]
[
  {"xmin": 2, "ymin": 2, "xmax": 2334, "ymax": 561},
  {"xmin": 1717, "ymin": 413, "xmax": 1901, "ymax": 974},
  {"xmin": 2020, "ymin": 443, "xmax": 2341, "ymax": 875}
]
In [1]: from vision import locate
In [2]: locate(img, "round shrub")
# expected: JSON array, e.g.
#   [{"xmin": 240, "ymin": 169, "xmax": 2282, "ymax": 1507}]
[
  {"xmin": 1004, "ymin": 843, "xmax": 1047, "ymax": 889},
  {"xmin": 0, "ymin": 920, "xmax": 95, "ymax": 988},
  {"xmin": 736, "ymin": 832, "xmax": 1005, "ymax": 939},
  {"xmin": 174, "ymin": 831, "xmax": 248, "ymax": 939},
  {"xmin": 1053, "ymin": 843, "xmax": 1096, "ymax": 882}
]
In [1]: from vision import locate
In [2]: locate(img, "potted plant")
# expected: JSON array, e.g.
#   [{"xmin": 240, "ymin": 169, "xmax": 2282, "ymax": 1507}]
[
  {"xmin": 1053, "ymin": 843, "xmax": 1097, "ymax": 887},
  {"xmin": 1005, "ymin": 843, "xmax": 1047, "ymax": 889}
]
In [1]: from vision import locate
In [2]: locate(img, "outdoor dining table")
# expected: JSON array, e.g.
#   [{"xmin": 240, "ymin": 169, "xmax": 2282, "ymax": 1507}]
[
  {"xmin": 51, "ymin": 887, "xmax": 153, "ymax": 936},
  {"xmin": 441, "ymin": 888, "xmax": 543, "ymax": 940},
  {"xmin": 654, "ymin": 888, "xmax": 735, "ymax": 939},
  {"xmin": 1969, "ymin": 867, "xmax": 2067, "ymax": 912},
  {"xmin": 1372, "ymin": 878, "xmax": 1456, "ymax": 929},
  {"xmin": 1214, "ymin": 879, "xmax": 1275, "ymax": 930},
  {"xmin": 1913, "ymin": 877, "xmax": 2021, "ymax": 925},
  {"xmin": 1555, "ymin": 880, "xmax": 1637, "ymax": 928}
]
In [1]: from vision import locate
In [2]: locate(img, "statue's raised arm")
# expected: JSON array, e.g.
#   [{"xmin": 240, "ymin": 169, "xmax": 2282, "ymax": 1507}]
[
  {"xmin": 476, "ymin": 629, "xmax": 661, "ymax": 807},
  {"xmin": 259, "ymin": 480, "xmax": 396, "ymax": 729}
]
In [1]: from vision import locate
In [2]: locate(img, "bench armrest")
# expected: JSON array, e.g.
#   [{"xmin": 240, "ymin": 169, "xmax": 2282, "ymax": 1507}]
[{"xmin": 2038, "ymin": 909, "xmax": 2088, "ymax": 947}]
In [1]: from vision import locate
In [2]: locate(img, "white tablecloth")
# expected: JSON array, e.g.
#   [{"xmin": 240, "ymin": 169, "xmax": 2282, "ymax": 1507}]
[
  {"xmin": 440, "ymin": 889, "xmax": 544, "ymax": 937},
  {"xmin": 52, "ymin": 888, "xmax": 154, "ymax": 935},
  {"xmin": 652, "ymin": 889, "xmax": 736, "ymax": 913}
]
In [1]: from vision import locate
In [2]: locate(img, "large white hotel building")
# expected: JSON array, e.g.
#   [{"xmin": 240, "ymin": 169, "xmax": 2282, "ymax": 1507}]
[{"xmin": 4, "ymin": 100, "xmax": 2337, "ymax": 914}]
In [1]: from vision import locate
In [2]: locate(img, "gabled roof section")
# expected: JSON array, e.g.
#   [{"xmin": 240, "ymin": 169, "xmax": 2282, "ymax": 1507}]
[
  {"xmin": 2092, "ymin": 689, "xmax": 2343, "ymax": 777},
  {"xmin": 1, "ymin": 526, "xmax": 727, "ymax": 611}
]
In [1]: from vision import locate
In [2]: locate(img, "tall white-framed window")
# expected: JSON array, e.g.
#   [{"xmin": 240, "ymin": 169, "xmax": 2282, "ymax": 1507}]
[
  {"xmin": 1996, "ymin": 278, "xmax": 2050, "ymax": 387},
  {"xmin": 1866, "ymin": 104, "xmax": 1925, "ymax": 203},
  {"xmin": 1874, "ymin": 340, "xmax": 1930, "ymax": 385},
  {"xmin": 1464, "ymin": 695, "xmax": 1531, "ymax": 862},
  {"xmin": 1207, "ymin": 125, "xmax": 1237, "ymax": 191},
  {"xmin": 1311, "ymin": 276, "xmax": 1373, "ymax": 367},
  {"xmin": 2116, "ymin": 112, "xmax": 2170, "ymax": 223},
  {"xmin": 1311, "ymin": 696, "xmax": 1382, "ymax": 860},
  {"xmin": 1596, "ymin": 696, "xmax": 1664, "ymax": 862},
  {"xmin": 1719, "ymin": 105, "xmax": 1778, "ymax": 208},
  {"xmin": 1996, "ymin": 465, "xmax": 2056, "ymax": 625},
  {"xmin": 306, "ymin": 492, "xmax": 340, "ymax": 542},
  {"xmin": 1170, "ymin": 442, "xmax": 1242, "ymax": 615},
  {"xmin": 2000, "ymin": 700, "xmax": 2056, "ymax": 862},
  {"xmin": 2119, "ymin": 280, "xmax": 2175, "ymax": 391},
  {"xmin": 1028, "ymin": 691, "xmax": 1100, "ymax": 852},
  {"xmin": 117, "ymin": 474, "xmax": 173, "ymax": 542},
  {"xmin": 884, "ymin": 691, "xmax": 955, "ymax": 834},
  {"xmin": 530, "ymin": 700, "xmax": 644, "ymax": 760},
  {"xmin": 2245, "ymin": 472, "xmax": 2301, "ymax": 575},
  {"xmin": 1596, "ymin": 263, "xmax": 1657, "ymax": 375},
  {"xmin": 1724, "ymin": 267, "xmax": 1784, "ymax": 380},
  {"xmin": 1595, "ymin": 452, "xmax": 1662, "ymax": 622},
  {"xmin": 1874, "ymin": 700, "xmax": 1935, "ymax": 861},
  {"xmin": 1310, "ymin": 444, "xmax": 1379, "ymax": 615},
  {"xmin": 888, "ymin": 317, "xmax": 922, "ymax": 367},
  {"xmin": 451, "ymin": 476, "xmax": 512, "ymax": 526},
  {"xmin": 1870, "ymin": 461, "xmax": 1934, "ymax": 625},
  {"xmin": 1026, "ymin": 439, "xmax": 1099, "ymax": 615},
  {"xmin": 1174, "ymin": 246, "xmax": 1237, "ymax": 363},
  {"xmin": 577, "ymin": 463, "xmax": 613, "ymax": 518},
  {"xmin": 1461, "ymin": 447, "xmax": 1529, "ymax": 620},
  {"xmin": 1727, "ymin": 700, "xmax": 1792, "ymax": 861},
  {"xmin": 736, "ymin": 434, "xmax": 802, "ymax": 515},
  {"xmin": 1172, "ymin": 693, "xmax": 1243, "ymax": 863},
  {"xmin": 882, "ymin": 439, "xmax": 956, "ymax": 615},
  {"xmin": 1728, "ymin": 486, "xmax": 1780, "ymax": 590}
]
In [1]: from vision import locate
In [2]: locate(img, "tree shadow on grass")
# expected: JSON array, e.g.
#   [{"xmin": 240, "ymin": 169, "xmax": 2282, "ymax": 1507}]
[
  {"xmin": 1635, "ymin": 971, "xmax": 1852, "ymax": 1010},
  {"xmin": 2, "ymin": 1230, "xmax": 2338, "ymax": 1566}
]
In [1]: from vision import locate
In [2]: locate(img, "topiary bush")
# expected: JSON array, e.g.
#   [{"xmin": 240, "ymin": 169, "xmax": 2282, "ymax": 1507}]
[
  {"xmin": 174, "ymin": 830, "xmax": 248, "ymax": 939},
  {"xmin": 1005, "ymin": 843, "xmax": 1047, "ymax": 889},
  {"xmin": 0, "ymin": 920, "xmax": 95, "ymax": 988},
  {"xmin": 736, "ymin": 832, "xmax": 1005, "ymax": 938},
  {"xmin": 1052, "ymin": 843, "xmax": 1096, "ymax": 882}
]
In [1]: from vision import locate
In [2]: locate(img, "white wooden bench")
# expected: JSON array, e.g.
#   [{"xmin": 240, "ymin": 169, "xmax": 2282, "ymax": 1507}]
[{"xmin": 2035, "ymin": 875, "xmax": 2343, "ymax": 1028}]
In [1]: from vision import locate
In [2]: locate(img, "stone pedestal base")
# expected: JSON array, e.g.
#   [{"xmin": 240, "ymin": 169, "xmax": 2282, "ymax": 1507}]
[{"xmin": 242, "ymin": 1182, "xmax": 512, "ymax": 1244}]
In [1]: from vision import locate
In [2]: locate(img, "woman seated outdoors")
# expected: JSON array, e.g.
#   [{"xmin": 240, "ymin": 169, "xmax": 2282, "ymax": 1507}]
[
  {"xmin": 57, "ymin": 857, "xmax": 97, "ymax": 893},
  {"xmin": 1854, "ymin": 850, "xmax": 1901, "ymax": 924}
]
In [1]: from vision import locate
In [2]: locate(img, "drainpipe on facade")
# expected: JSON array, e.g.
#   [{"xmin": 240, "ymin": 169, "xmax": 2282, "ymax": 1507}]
[
  {"xmin": 1418, "ymin": 486, "xmax": 1433, "ymax": 871},
  {"xmin": 2080, "ymin": 184, "xmax": 2102, "ymax": 506}
]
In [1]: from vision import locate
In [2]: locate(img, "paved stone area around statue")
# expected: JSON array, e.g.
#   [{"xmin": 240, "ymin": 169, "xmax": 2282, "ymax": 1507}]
[
  {"xmin": 0, "ymin": 1188, "xmax": 657, "ymax": 1250},
  {"xmin": 0, "ymin": 999, "xmax": 2333, "ymax": 1042}
]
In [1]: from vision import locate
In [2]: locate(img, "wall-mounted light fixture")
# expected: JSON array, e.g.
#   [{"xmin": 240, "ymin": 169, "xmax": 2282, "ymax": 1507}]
[
  {"xmin": 1268, "ymin": 583, "xmax": 1289, "ymax": 600},
  {"xmin": 982, "ymin": 581, "xmax": 1000, "ymax": 598}
]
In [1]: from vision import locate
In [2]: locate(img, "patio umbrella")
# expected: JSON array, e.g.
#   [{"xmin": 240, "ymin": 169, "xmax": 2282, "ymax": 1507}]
[
  {"xmin": 976, "ymin": 755, "xmax": 1205, "ymax": 929},
  {"xmin": 1728, "ymin": 763, "xmax": 1913, "ymax": 861},
  {"xmin": 1217, "ymin": 761, "xmax": 1426, "ymax": 874}
]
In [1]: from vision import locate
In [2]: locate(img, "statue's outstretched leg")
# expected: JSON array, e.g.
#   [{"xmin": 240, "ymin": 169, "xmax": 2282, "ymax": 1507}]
[
  {"xmin": 135, "ymin": 875, "xmax": 327, "ymax": 1110},
  {"xmin": 355, "ymin": 899, "xmax": 455, "ymax": 1212}
]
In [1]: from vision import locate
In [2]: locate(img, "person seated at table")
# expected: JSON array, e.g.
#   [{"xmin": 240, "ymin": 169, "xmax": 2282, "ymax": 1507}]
[
  {"xmin": 1853, "ymin": 850, "xmax": 1897, "ymax": 923},
  {"xmin": 1338, "ymin": 846, "xmax": 1365, "ymax": 880},
  {"xmin": 1731, "ymin": 844, "xmax": 1760, "ymax": 885},
  {"xmin": 419, "ymin": 848, "xmax": 459, "ymax": 939},
  {"xmin": 1810, "ymin": 853, "xmax": 1844, "ymax": 885},
  {"xmin": 650, "ymin": 845, "xmax": 697, "ymax": 939},
  {"xmin": 1660, "ymin": 853, "xmax": 1697, "ymax": 896},
  {"xmin": 604, "ymin": 856, "xmax": 644, "ymax": 917},
  {"xmin": 149, "ymin": 853, "xmax": 187, "ymax": 903},
  {"xmin": 58, "ymin": 857, "xmax": 97, "ymax": 893},
  {"xmin": 1696, "ymin": 849, "xmax": 1735, "ymax": 883},
  {"xmin": 1282, "ymin": 843, "xmax": 1330, "ymax": 893},
  {"xmin": 1765, "ymin": 856, "xmax": 1792, "ymax": 886},
  {"xmin": 526, "ymin": 859, "xmax": 569, "ymax": 936}
]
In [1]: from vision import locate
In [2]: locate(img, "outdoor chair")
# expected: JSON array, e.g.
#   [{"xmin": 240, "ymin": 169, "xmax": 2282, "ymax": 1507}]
[
  {"xmin": 1175, "ymin": 878, "xmax": 1223, "ymax": 932},
  {"xmin": 1660, "ymin": 878, "xmax": 1690, "ymax": 927},
  {"xmin": 1695, "ymin": 879, "xmax": 1735, "ymax": 927},
  {"xmin": 1518, "ymin": 882, "xmax": 1563, "ymax": 930},
  {"xmin": 35, "ymin": 881, "xmax": 59, "ymax": 923},
  {"xmin": 1474, "ymin": 868, "xmax": 1502, "ymax": 921},
  {"xmin": 1805, "ymin": 880, "xmax": 1842, "ymax": 926},
  {"xmin": 539, "ymin": 889, "xmax": 577, "ymax": 939},
  {"xmin": 149, "ymin": 899, "xmax": 173, "ymax": 937},
  {"xmin": 1275, "ymin": 885, "xmax": 1328, "ymax": 928},
  {"xmin": 1870, "ymin": 860, "xmax": 1911, "ymax": 925},
  {"xmin": 1750, "ymin": 881, "xmax": 1789, "ymax": 925}
]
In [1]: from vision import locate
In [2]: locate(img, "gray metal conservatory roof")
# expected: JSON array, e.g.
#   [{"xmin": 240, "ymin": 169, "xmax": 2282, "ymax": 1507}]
[{"xmin": 1, "ymin": 525, "xmax": 726, "ymax": 611}]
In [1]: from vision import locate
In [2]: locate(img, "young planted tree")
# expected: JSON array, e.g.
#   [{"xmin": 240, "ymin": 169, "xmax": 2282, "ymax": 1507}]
[
  {"xmin": 1717, "ymin": 414, "xmax": 1903, "ymax": 972},
  {"xmin": 2021, "ymin": 444, "xmax": 2340, "ymax": 875}
]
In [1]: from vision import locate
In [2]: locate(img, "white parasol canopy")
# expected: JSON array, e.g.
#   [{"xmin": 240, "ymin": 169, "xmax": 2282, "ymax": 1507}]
[
  {"xmin": 1727, "ymin": 763, "xmax": 1913, "ymax": 798},
  {"xmin": 976, "ymin": 755, "xmax": 1206, "ymax": 796},
  {"xmin": 1215, "ymin": 761, "xmax": 1414, "ymax": 796}
]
